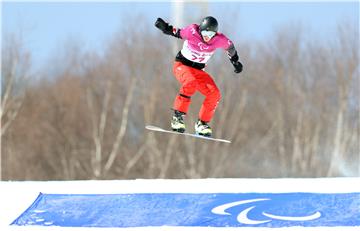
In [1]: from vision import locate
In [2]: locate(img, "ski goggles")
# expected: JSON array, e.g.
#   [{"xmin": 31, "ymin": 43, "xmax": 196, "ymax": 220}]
[{"xmin": 201, "ymin": 30, "xmax": 216, "ymax": 39}]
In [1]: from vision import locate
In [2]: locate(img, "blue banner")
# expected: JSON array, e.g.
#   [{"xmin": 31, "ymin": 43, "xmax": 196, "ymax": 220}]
[{"xmin": 12, "ymin": 193, "xmax": 360, "ymax": 227}]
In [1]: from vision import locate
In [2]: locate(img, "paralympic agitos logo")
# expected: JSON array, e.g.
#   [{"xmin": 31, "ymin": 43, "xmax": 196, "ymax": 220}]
[{"xmin": 211, "ymin": 198, "xmax": 321, "ymax": 225}]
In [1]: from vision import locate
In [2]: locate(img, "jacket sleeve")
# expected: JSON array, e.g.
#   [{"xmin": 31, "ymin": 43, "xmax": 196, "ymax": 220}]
[
  {"xmin": 155, "ymin": 18, "xmax": 182, "ymax": 39},
  {"xmin": 227, "ymin": 43, "xmax": 239, "ymax": 63}
]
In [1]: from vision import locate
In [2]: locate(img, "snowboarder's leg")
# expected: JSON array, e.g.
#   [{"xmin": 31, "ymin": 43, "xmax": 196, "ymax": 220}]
[
  {"xmin": 197, "ymin": 73, "xmax": 221, "ymax": 123},
  {"xmin": 171, "ymin": 62, "xmax": 197, "ymax": 132},
  {"xmin": 172, "ymin": 62, "xmax": 197, "ymax": 113},
  {"xmin": 195, "ymin": 72, "xmax": 221, "ymax": 137}
]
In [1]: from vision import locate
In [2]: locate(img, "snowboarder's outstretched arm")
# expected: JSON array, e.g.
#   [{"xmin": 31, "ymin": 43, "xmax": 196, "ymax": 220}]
[
  {"xmin": 227, "ymin": 44, "xmax": 243, "ymax": 73},
  {"xmin": 155, "ymin": 18, "xmax": 181, "ymax": 39}
]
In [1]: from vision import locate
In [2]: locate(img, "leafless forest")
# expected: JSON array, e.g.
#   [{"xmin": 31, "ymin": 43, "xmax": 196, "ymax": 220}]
[{"xmin": 1, "ymin": 19, "xmax": 359, "ymax": 180}]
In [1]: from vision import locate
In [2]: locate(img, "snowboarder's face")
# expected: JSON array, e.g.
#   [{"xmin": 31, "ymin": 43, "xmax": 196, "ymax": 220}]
[{"xmin": 201, "ymin": 30, "xmax": 216, "ymax": 43}]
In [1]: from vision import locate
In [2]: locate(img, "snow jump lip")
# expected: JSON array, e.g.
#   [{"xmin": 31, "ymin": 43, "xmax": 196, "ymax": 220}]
[{"xmin": 11, "ymin": 192, "xmax": 360, "ymax": 228}]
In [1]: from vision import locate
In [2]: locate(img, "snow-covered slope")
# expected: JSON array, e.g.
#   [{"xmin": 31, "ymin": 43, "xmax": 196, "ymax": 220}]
[{"xmin": 1, "ymin": 178, "xmax": 359, "ymax": 231}]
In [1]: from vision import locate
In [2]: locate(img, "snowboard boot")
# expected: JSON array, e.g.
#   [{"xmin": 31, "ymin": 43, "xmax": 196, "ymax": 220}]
[
  {"xmin": 171, "ymin": 110, "xmax": 186, "ymax": 133},
  {"xmin": 195, "ymin": 120, "xmax": 212, "ymax": 137}
]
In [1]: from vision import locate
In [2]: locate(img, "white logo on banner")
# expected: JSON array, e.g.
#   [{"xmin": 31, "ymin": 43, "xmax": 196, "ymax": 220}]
[{"xmin": 211, "ymin": 198, "xmax": 321, "ymax": 225}]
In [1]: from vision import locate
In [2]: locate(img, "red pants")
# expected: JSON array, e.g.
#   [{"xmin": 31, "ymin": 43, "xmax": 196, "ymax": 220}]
[{"xmin": 172, "ymin": 61, "xmax": 221, "ymax": 122}]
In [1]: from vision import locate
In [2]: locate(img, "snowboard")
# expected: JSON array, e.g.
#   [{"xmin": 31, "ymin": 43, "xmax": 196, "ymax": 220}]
[{"xmin": 145, "ymin": 125, "xmax": 231, "ymax": 144}]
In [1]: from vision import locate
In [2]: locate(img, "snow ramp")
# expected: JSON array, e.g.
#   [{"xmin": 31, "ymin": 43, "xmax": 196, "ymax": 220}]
[{"xmin": 1, "ymin": 178, "xmax": 360, "ymax": 230}]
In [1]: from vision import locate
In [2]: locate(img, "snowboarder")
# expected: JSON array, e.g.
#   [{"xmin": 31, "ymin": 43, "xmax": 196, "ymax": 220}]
[{"xmin": 155, "ymin": 16, "xmax": 243, "ymax": 137}]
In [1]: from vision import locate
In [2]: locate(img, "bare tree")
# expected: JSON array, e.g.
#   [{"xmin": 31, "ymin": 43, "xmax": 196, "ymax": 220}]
[
  {"xmin": 326, "ymin": 23, "xmax": 359, "ymax": 176},
  {"xmin": 1, "ymin": 33, "xmax": 31, "ymax": 179},
  {"xmin": 1, "ymin": 33, "xmax": 30, "ymax": 135}
]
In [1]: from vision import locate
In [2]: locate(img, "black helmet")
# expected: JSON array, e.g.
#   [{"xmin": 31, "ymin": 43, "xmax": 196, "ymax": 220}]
[{"xmin": 199, "ymin": 16, "xmax": 218, "ymax": 32}]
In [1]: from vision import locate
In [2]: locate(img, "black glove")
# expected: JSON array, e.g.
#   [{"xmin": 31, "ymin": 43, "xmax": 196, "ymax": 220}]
[
  {"xmin": 155, "ymin": 18, "xmax": 173, "ymax": 35},
  {"xmin": 232, "ymin": 61, "xmax": 243, "ymax": 73},
  {"xmin": 229, "ymin": 51, "xmax": 243, "ymax": 74}
]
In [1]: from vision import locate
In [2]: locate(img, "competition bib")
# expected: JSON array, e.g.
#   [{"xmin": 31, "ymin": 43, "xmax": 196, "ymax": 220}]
[{"xmin": 180, "ymin": 40, "xmax": 214, "ymax": 64}]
